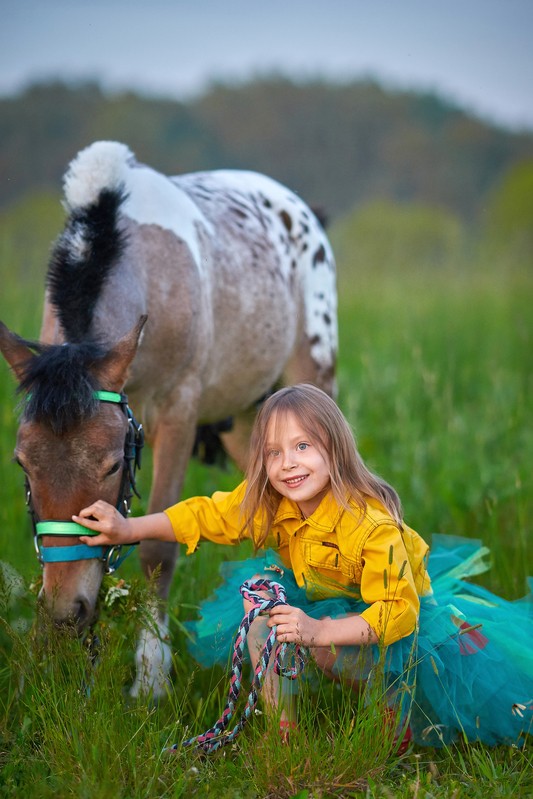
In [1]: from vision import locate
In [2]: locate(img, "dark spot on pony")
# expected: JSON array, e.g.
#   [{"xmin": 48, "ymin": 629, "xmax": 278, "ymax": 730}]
[
  {"xmin": 313, "ymin": 245, "xmax": 326, "ymax": 267},
  {"xmin": 230, "ymin": 207, "xmax": 249, "ymax": 221},
  {"xmin": 279, "ymin": 210, "xmax": 293, "ymax": 233}
]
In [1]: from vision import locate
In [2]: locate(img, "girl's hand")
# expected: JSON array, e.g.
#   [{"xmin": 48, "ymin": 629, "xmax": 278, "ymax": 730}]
[
  {"xmin": 73, "ymin": 500, "xmax": 132, "ymax": 546},
  {"xmin": 267, "ymin": 604, "xmax": 323, "ymax": 647}
]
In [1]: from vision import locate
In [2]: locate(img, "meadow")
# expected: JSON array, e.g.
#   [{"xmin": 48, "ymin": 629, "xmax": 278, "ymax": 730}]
[{"xmin": 0, "ymin": 197, "xmax": 531, "ymax": 798}]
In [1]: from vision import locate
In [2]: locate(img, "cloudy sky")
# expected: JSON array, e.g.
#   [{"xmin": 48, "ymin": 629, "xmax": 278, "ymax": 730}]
[{"xmin": 2, "ymin": 0, "xmax": 532, "ymax": 130}]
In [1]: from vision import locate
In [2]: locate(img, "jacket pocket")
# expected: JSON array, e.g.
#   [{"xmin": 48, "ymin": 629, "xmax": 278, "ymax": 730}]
[{"xmin": 304, "ymin": 540, "xmax": 356, "ymax": 579}]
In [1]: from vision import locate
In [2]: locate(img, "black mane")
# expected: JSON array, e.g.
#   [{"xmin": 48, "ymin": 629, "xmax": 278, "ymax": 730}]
[
  {"xmin": 17, "ymin": 338, "xmax": 109, "ymax": 435},
  {"xmin": 46, "ymin": 188, "xmax": 128, "ymax": 342}
]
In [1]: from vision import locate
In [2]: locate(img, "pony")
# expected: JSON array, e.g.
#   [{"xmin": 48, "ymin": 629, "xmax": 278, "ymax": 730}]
[{"xmin": 0, "ymin": 141, "xmax": 337, "ymax": 697}]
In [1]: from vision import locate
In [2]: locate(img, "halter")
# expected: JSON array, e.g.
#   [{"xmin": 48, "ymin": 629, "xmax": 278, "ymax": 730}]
[{"xmin": 26, "ymin": 390, "xmax": 144, "ymax": 574}]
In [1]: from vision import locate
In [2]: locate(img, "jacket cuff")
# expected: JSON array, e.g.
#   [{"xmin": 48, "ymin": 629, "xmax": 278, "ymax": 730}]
[
  {"xmin": 163, "ymin": 507, "xmax": 199, "ymax": 554},
  {"xmin": 359, "ymin": 603, "xmax": 404, "ymax": 646}
]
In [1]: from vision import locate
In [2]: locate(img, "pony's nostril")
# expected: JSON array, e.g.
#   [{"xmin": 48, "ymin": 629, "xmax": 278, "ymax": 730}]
[
  {"xmin": 73, "ymin": 597, "xmax": 93, "ymax": 629},
  {"xmin": 48, "ymin": 603, "xmax": 92, "ymax": 632}
]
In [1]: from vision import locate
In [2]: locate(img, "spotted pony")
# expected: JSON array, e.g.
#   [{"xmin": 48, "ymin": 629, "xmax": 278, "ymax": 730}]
[{"xmin": 0, "ymin": 141, "xmax": 337, "ymax": 697}]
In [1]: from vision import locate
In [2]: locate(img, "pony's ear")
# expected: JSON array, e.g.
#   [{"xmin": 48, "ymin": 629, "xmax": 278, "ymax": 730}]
[
  {"xmin": 94, "ymin": 315, "xmax": 147, "ymax": 391},
  {"xmin": 0, "ymin": 321, "xmax": 36, "ymax": 383}
]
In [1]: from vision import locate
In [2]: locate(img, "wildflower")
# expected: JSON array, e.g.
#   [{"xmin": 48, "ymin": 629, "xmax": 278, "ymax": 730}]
[
  {"xmin": 104, "ymin": 579, "xmax": 130, "ymax": 607},
  {"xmin": 421, "ymin": 723, "xmax": 446, "ymax": 740},
  {"xmin": 512, "ymin": 703, "xmax": 527, "ymax": 718}
]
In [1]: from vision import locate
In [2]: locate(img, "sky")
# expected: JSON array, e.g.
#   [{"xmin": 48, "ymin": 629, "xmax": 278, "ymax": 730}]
[{"xmin": 2, "ymin": 0, "xmax": 533, "ymax": 132}]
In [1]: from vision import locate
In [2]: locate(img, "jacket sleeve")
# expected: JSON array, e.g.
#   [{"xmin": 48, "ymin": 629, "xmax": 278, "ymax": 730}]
[
  {"xmin": 163, "ymin": 481, "xmax": 248, "ymax": 554},
  {"xmin": 357, "ymin": 523, "xmax": 420, "ymax": 645}
]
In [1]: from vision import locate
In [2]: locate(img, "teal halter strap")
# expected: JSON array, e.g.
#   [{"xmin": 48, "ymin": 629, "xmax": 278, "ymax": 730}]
[{"xmin": 32, "ymin": 390, "xmax": 143, "ymax": 573}]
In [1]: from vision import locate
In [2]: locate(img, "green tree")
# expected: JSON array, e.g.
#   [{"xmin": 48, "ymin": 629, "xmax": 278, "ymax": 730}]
[
  {"xmin": 332, "ymin": 199, "xmax": 465, "ymax": 285},
  {"xmin": 483, "ymin": 160, "xmax": 533, "ymax": 265}
]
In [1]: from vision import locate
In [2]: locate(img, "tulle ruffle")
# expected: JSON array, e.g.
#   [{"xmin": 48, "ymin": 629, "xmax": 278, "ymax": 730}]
[{"xmin": 184, "ymin": 534, "xmax": 533, "ymax": 746}]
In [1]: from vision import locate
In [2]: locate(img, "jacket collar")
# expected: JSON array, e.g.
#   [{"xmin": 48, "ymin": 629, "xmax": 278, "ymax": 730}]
[{"xmin": 273, "ymin": 490, "xmax": 346, "ymax": 533}]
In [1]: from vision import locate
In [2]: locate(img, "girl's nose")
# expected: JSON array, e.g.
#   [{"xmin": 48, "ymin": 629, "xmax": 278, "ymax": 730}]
[{"xmin": 282, "ymin": 450, "xmax": 297, "ymax": 469}]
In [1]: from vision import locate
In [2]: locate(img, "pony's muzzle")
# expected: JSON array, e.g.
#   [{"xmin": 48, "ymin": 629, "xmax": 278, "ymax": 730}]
[
  {"xmin": 38, "ymin": 558, "xmax": 103, "ymax": 632},
  {"xmin": 38, "ymin": 587, "xmax": 97, "ymax": 631}
]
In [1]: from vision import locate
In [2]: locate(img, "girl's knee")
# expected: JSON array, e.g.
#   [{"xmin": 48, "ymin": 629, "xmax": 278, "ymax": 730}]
[{"xmin": 310, "ymin": 644, "xmax": 340, "ymax": 680}]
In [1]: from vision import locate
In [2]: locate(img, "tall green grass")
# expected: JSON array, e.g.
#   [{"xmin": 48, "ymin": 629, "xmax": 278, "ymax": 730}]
[
  {"xmin": 0, "ymin": 200, "xmax": 532, "ymax": 797},
  {"xmin": 334, "ymin": 259, "xmax": 533, "ymax": 599}
]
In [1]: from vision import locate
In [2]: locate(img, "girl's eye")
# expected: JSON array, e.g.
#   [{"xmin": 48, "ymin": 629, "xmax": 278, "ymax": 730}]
[
  {"xmin": 269, "ymin": 449, "xmax": 280, "ymax": 458},
  {"xmin": 297, "ymin": 442, "xmax": 309, "ymax": 451}
]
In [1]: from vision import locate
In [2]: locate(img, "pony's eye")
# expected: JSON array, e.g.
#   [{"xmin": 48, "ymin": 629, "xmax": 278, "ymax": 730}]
[
  {"xmin": 106, "ymin": 461, "xmax": 122, "ymax": 477},
  {"xmin": 13, "ymin": 456, "xmax": 29, "ymax": 474}
]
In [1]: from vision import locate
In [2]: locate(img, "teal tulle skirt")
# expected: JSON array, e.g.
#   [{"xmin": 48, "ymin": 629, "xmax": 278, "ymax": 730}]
[{"xmin": 185, "ymin": 535, "xmax": 533, "ymax": 747}]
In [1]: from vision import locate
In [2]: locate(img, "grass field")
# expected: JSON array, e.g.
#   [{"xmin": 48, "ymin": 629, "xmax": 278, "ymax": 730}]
[{"xmin": 0, "ymin": 201, "xmax": 531, "ymax": 798}]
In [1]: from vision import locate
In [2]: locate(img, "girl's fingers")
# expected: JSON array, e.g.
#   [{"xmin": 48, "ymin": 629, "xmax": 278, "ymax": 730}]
[
  {"xmin": 72, "ymin": 514, "xmax": 100, "ymax": 530},
  {"xmin": 73, "ymin": 501, "xmax": 116, "ymax": 528},
  {"xmin": 77, "ymin": 502, "xmax": 104, "ymax": 518},
  {"xmin": 79, "ymin": 535, "xmax": 106, "ymax": 546},
  {"xmin": 268, "ymin": 604, "xmax": 292, "ymax": 618},
  {"xmin": 75, "ymin": 509, "xmax": 92, "ymax": 520},
  {"xmin": 268, "ymin": 605, "xmax": 303, "ymax": 625}
]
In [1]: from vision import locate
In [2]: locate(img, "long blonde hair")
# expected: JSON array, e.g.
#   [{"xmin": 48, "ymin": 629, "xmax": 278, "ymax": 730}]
[{"xmin": 242, "ymin": 384, "xmax": 403, "ymax": 548}]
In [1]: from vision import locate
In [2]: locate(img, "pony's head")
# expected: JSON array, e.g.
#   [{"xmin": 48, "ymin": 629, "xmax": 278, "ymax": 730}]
[{"xmin": 0, "ymin": 316, "xmax": 146, "ymax": 630}]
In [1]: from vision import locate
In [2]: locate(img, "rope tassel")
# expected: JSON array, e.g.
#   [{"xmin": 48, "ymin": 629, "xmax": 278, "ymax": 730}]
[{"xmin": 170, "ymin": 578, "xmax": 307, "ymax": 754}]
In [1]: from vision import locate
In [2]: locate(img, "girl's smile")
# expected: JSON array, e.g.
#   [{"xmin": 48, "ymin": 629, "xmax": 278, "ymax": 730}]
[
  {"xmin": 265, "ymin": 411, "xmax": 331, "ymax": 517},
  {"xmin": 283, "ymin": 475, "xmax": 308, "ymax": 486}
]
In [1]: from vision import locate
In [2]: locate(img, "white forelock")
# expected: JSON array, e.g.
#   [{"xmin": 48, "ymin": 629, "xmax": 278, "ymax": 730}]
[{"xmin": 63, "ymin": 141, "xmax": 134, "ymax": 209}]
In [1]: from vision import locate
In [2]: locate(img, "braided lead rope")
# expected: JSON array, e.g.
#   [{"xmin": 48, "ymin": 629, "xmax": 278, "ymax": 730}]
[{"xmin": 173, "ymin": 577, "xmax": 307, "ymax": 754}]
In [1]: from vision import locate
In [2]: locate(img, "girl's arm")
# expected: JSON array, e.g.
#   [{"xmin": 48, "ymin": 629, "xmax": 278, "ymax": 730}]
[
  {"xmin": 358, "ymin": 523, "xmax": 420, "ymax": 645},
  {"xmin": 268, "ymin": 605, "xmax": 378, "ymax": 647},
  {"xmin": 73, "ymin": 500, "xmax": 176, "ymax": 546},
  {"xmin": 74, "ymin": 481, "xmax": 248, "ymax": 551}
]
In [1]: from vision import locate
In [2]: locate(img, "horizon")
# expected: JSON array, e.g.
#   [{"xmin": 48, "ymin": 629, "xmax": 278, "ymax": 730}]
[{"xmin": 3, "ymin": 0, "xmax": 533, "ymax": 133}]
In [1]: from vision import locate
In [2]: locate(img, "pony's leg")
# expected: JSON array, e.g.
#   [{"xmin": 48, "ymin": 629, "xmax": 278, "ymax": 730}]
[
  {"xmin": 131, "ymin": 416, "xmax": 197, "ymax": 700},
  {"xmin": 221, "ymin": 345, "xmax": 336, "ymax": 471},
  {"xmin": 219, "ymin": 405, "xmax": 257, "ymax": 471},
  {"xmin": 221, "ymin": 337, "xmax": 336, "ymax": 471},
  {"xmin": 281, "ymin": 336, "xmax": 337, "ymax": 398}
]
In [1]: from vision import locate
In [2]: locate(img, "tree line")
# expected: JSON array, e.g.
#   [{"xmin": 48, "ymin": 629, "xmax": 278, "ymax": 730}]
[{"xmin": 1, "ymin": 76, "xmax": 533, "ymax": 225}]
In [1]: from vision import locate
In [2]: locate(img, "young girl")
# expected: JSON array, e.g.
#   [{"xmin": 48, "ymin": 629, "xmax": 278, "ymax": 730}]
[{"xmin": 75, "ymin": 384, "xmax": 532, "ymax": 748}]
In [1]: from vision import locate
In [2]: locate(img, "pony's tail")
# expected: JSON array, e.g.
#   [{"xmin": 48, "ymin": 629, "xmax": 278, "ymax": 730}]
[{"xmin": 63, "ymin": 141, "xmax": 135, "ymax": 210}]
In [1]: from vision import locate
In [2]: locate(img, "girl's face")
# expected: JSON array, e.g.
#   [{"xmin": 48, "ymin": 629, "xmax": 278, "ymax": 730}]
[{"xmin": 264, "ymin": 410, "xmax": 331, "ymax": 517}]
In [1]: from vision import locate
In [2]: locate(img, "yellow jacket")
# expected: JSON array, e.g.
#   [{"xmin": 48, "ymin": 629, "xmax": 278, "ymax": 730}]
[{"xmin": 164, "ymin": 481, "xmax": 432, "ymax": 646}]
